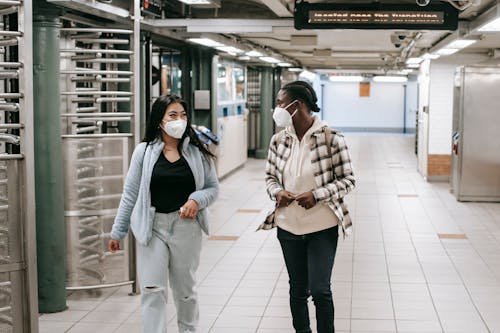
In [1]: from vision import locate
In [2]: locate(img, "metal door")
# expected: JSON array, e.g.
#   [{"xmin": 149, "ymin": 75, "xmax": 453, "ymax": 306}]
[
  {"xmin": 59, "ymin": 24, "xmax": 138, "ymax": 291},
  {"xmin": 457, "ymin": 66, "xmax": 500, "ymax": 201},
  {"xmin": 0, "ymin": 0, "xmax": 38, "ymax": 332},
  {"xmin": 451, "ymin": 67, "xmax": 464, "ymax": 196}
]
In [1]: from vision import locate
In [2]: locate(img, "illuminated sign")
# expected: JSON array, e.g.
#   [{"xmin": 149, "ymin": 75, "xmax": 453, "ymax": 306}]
[
  {"xmin": 295, "ymin": 2, "xmax": 458, "ymax": 30},
  {"xmin": 310, "ymin": 11, "xmax": 444, "ymax": 25}
]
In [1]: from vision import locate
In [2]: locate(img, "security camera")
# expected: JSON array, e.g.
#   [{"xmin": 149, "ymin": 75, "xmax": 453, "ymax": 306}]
[
  {"xmin": 416, "ymin": 0, "xmax": 431, "ymax": 6},
  {"xmin": 390, "ymin": 34, "xmax": 404, "ymax": 48},
  {"xmin": 394, "ymin": 31, "xmax": 409, "ymax": 40}
]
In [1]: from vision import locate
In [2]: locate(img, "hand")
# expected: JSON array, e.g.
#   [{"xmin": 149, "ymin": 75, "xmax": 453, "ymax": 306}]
[
  {"xmin": 108, "ymin": 239, "xmax": 121, "ymax": 253},
  {"xmin": 276, "ymin": 190, "xmax": 296, "ymax": 208},
  {"xmin": 180, "ymin": 199, "xmax": 199, "ymax": 219},
  {"xmin": 295, "ymin": 191, "xmax": 317, "ymax": 210}
]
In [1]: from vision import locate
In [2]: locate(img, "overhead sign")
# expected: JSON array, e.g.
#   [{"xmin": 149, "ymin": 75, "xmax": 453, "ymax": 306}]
[{"xmin": 294, "ymin": 2, "xmax": 458, "ymax": 30}]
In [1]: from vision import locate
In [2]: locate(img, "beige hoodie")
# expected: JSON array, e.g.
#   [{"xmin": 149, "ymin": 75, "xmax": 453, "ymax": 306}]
[{"xmin": 275, "ymin": 116, "xmax": 340, "ymax": 235}]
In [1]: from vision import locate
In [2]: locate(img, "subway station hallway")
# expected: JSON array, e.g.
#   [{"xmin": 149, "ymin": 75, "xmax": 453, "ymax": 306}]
[{"xmin": 39, "ymin": 133, "xmax": 500, "ymax": 333}]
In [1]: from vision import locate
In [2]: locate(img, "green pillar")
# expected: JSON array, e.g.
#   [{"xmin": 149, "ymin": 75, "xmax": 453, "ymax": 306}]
[
  {"xmin": 33, "ymin": 2, "xmax": 66, "ymax": 313},
  {"xmin": 255, "ymin": 67, "xmax": 274, "ymax": 159},
  {"xmin": 192, "ymin": 49, "xmax": 212, "ymax": 128}
]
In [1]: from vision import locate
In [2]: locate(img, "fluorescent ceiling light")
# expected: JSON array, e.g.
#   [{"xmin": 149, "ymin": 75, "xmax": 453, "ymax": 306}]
[
  {"xmin": 288, "ymin": 68, "xmax": 303, "ymax": 72},
  {"xmin": 216, "ymin": 46, "xmax": 244, "ymax": 54},
  {"xmin": 435, "ymin": 48, "xmax": 460, "ymax": 56},
  {"xmin": 178, "ymin": 0, "xmax": 212, "ymax": 4},
  {"xmin": 278, "ymin": 62, "xmax": 293, "ymax": 67},
  {"xmin": 329, "ymin": 76, "xmax": 364, "ymax": 82},
  {"xmin": 423, "ymin": 53, "xmax": 440, "ymax": 60},
  {"xmin": 406, "ymin": 57, "xmax": 423, "ymax": 65},
  {"xmin": 260, "ymin": 56, "xmax": 281, "ymax": 63},
  {"xmin": 299, "ymin": 70, "xmax": 316, "ymax": 81},
  {"xmin": 238, "ymin": 56, "xmax": 251, "ymax": 61},
  {"xmin": 188, "ymin": 38, "xmax": 224, "ymax": 47},
  {"xmin": 444, "ymin": 39, "xmax": 478, "ymax": 49},
  {"xmin": 407, "ymin": 63, "xmax": 421, "ymax": 69},
  {"xmin": 432, "ymin": 38, "xmax": 478, "ymax": 58},
  {"xmin": 246, "ymin": 50, "xmax": 263, "ymax": 57},
  {"xmin": 373, "ymin": 76, "xmax": 408, "ymax": 83},
  {"xmin": 397, "ymin": 70, "xmax": 413, "ymax": 75},
  {"xmin": 478, "ymin": 17, "xmax": 500, "ymax": 32}
]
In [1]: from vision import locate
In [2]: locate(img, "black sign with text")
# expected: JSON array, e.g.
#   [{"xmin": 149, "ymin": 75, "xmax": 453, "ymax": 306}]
[{"xmin": 294, "ymin": 2, "xmax": 458, "ymax": 30}]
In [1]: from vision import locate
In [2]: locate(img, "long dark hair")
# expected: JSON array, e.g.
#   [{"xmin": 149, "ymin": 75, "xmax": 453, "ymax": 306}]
[
  {"xmin": 143, "ymin": 94, "xmax": 215, "ymax": 159},
  {"xmin": 281, "ymin": 80, "xmax": 321, "ymax": 113}
]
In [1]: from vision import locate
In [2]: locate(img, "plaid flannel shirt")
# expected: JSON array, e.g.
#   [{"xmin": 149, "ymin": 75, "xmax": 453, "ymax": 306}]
[{"xmin": 262, "ymin": 126, "xmax": 356, "ymax": 237}]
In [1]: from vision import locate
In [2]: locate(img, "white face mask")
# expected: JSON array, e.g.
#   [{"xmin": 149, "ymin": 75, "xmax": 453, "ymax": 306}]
[
  {"xmin": 161, "ymin": 119, "xmax": 187, "ymax": 139},
  {"xmin": 273, "ymin": 100, "xmax": 298, "ymax": 127}
]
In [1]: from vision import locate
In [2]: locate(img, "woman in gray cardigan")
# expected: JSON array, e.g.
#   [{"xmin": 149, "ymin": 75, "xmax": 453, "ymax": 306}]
[{"xmin": 108, "ymin": 95, "xmax": 219, "ymax": 333}]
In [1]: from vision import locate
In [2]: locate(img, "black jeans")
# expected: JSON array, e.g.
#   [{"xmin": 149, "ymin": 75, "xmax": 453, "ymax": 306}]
[{"xmin": 278, "ymin": 226, "xmax": 339, "ymax": 333}]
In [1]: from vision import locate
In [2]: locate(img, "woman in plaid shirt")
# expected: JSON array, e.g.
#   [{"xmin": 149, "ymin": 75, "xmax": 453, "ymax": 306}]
[{"xmin": 262, "ymin": 80, "xmax": 355, "ymax": 333}]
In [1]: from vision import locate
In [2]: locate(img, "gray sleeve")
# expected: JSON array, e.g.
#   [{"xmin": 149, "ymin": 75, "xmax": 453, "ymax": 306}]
[{"xmin": 110, "ymin": 143, "xmax": 147, "ymax": 240}]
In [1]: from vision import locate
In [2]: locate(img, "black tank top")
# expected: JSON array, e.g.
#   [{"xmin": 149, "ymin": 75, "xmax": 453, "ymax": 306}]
[{"xmin": 150, "ymin": 154, "xmax": 196, "ymax": 214}]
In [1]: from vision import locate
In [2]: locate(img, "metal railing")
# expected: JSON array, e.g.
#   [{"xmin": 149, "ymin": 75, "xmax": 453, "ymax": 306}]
[
  {"xmin": 0, "ymin": 0, "xmax": 37, "ymax": 331},
  {"xmin": 60, "ymin": 26, "xmax": 136, "ymax": 290}
]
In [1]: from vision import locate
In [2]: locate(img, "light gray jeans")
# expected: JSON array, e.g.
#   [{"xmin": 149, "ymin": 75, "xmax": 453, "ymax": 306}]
[{"xmin": 137, "ymin": 211, "xmax": 202, "ymax": 333}]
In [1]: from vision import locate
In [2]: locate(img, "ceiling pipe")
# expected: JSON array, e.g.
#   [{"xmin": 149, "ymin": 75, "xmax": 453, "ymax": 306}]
[
  {"xmin": 259, "ymin": 0, "xmax": 293, "ymax": 17},
  {"xmin": 446, "ymin": 0, "xmax": 481, "ymax": 11},
  {"xmin": 389, "ymin": 32, "xmax": 423, "ymax": 69},
  {"xmin": 428, "ymin": 21, "xmax": 473, "ymax": 54}
]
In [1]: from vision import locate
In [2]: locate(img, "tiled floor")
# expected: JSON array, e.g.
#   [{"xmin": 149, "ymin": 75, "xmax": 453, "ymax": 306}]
[{"xmin": 39, "ymin": 134, "xmax": 500, "ymax": 333}]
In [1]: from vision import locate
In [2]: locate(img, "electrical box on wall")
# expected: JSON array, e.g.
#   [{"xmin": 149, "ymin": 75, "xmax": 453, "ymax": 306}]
[
  {"xmin": 194, "ymin": 90, "xmax": 210, "ymax": 110},
  {"xmin": 141, "ymin": 0, "xmax": 162, "ymax": 17}
]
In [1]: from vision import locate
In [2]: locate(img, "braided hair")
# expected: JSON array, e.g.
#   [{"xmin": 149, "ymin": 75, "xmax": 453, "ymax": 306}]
[{"xmin": 281, "ymin": 80, "xmax": 320, "ymax": 113}]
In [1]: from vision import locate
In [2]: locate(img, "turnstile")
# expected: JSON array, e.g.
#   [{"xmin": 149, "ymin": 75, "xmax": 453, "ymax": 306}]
[
  {"xmin": 0, "ymin": 0, "xmax": 38, "ymax": 332},
  {"xmin": 59, "ymin": 25, "xmax": 137, "ymax": 290}
]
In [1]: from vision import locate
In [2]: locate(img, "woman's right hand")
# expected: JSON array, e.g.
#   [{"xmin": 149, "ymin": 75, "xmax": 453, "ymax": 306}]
[
  {"xmin": 108, "ymin": 239, "xmax": 121, "ymax": 253},
  {"xmin": 276, "ymin": 190, "xmax": 296, "ymax": 208}
]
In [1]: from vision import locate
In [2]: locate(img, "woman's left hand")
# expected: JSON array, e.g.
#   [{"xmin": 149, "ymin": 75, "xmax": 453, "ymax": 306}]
[
  {"xmin": 295, "ymin": 191, "xmax": 317, "ymax": 210},
  {"xmin": 180, "ymin": 199, "xmax": 199, "ymax": 219}
]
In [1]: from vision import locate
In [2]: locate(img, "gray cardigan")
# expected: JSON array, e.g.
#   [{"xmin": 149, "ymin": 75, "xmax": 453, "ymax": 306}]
[{"xmin": 110, "ymin": 137, "xmax": 219, "ymax": 245}]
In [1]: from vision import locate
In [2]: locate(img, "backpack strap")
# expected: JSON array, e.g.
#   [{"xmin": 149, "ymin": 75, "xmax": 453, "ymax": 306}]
[
  {"xmin": 324, "ymin": 127, "xmax": 332, "ymax": 156},
  {"xmin": 276, "ymin": 129, "xmax": 285, "ymax": 146}
]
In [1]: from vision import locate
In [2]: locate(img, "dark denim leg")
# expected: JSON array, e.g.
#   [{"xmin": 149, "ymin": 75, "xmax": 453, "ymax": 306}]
[
  {"xmin": 278, "ymin": 228, "xmax": 312, "ymax": 333},
  {"xmin": 307, "ymin": 226, "xmax": 339, "ymax": 333}
]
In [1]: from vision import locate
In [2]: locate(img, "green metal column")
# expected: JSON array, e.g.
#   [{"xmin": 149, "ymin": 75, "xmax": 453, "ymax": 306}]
[
  {"xmin": 33, "ymin": 2, "xmax": 66, "ymax": 313},
  {"xmin": 193, "ymin": 48, "xmax": 213, "ymax": 128},
  {"xmin": 255, "ymin": 67, "xmax": 274, "ymax": 159}
]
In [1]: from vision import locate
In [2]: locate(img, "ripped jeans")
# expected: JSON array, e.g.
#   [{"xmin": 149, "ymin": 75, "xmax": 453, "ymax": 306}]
[{"xmin": 137, "ymin": 211, "xmax": 202, "ymax": 333}]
